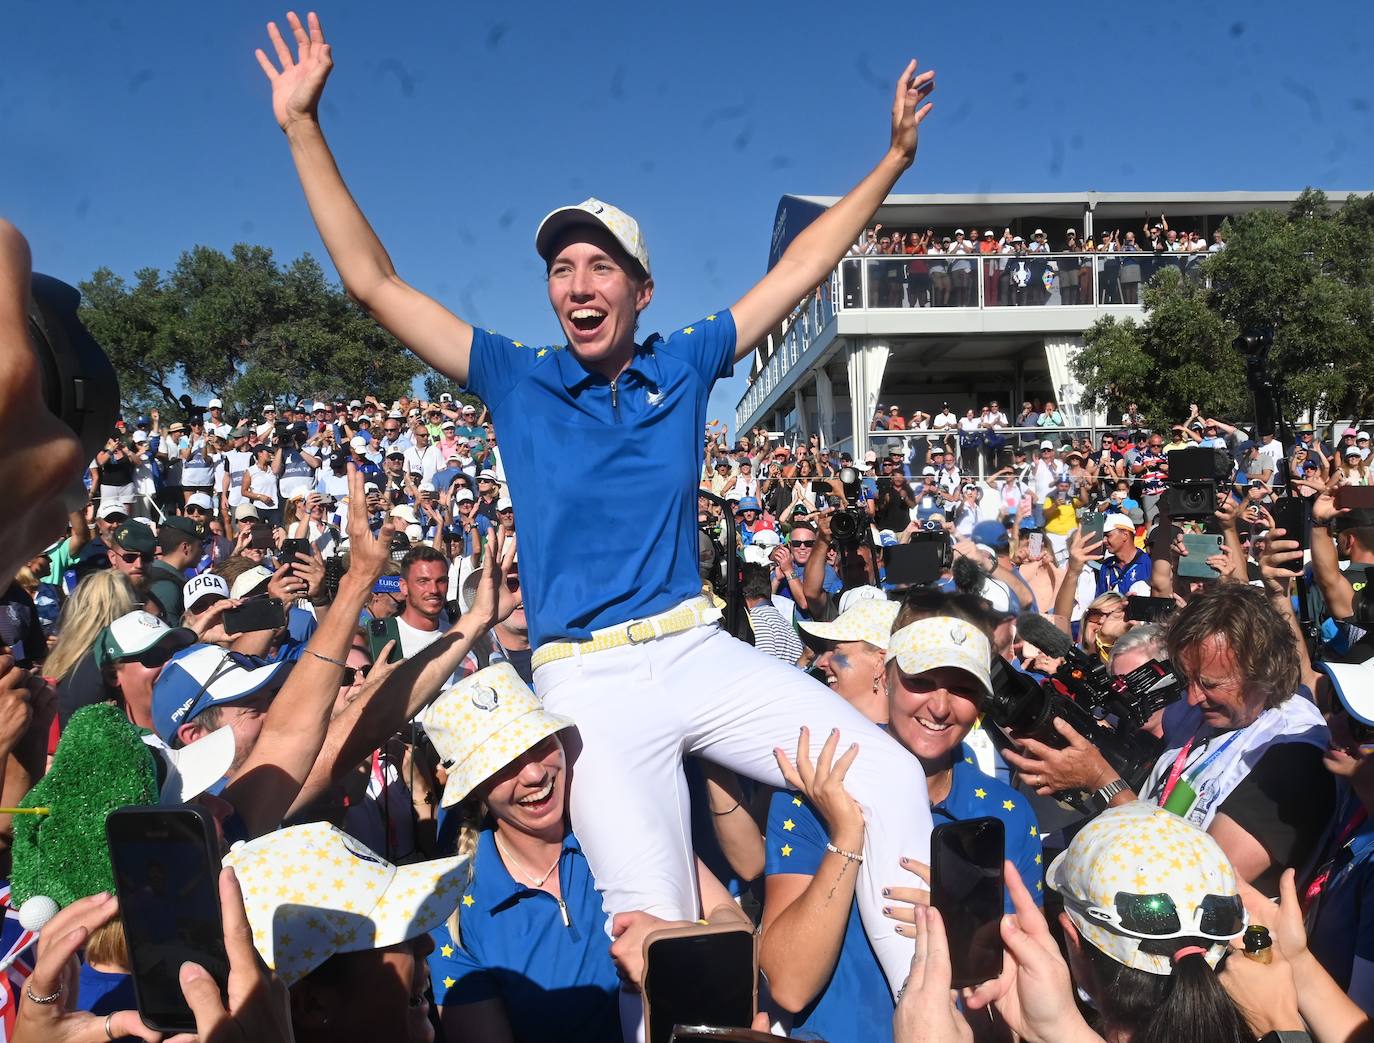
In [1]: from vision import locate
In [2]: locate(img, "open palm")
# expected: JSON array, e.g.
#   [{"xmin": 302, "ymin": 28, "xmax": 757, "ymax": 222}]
[{"xmin": 255, "ymin": 10, "xmax": 333, "ymax": 130}]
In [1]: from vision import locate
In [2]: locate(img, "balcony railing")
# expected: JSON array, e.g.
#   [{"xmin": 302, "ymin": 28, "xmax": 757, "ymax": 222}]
[{"xmin": 736, "ymin": 250, "xmax": 1211, "ymax": 429}]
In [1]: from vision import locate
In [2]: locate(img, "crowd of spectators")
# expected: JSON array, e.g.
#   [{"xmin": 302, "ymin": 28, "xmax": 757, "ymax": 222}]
[
  {"xmin": 0, "ymin": 30, "xmax": 1369, "ymax": 1043},
  {"xmin": 843, "ymin": 215, "xmax": 1226, "ymax": 308}
]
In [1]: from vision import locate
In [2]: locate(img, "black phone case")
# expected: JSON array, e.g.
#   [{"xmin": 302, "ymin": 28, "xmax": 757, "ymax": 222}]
[{"xmin": 931, "ymin": 817, "xmax": 1005, "ymax": 988}]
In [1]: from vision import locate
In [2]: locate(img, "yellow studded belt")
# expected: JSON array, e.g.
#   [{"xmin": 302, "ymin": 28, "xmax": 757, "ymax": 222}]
[{"xmin": 531, "ymin": 597, "xmax": 722, "ymax": 670}]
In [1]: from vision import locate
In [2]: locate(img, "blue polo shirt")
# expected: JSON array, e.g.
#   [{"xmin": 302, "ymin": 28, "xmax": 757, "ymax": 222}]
[
  {"xmin": 427, "ymin": 830, "xmax": 618, "ymax": 1043},
  {"xmin": 763, "ymin": 747, "xmax": 1043, "ymax": 1043},
  {"xmin": 468, "ymin": 313, "xmax": 735, "ymax": 646},
  {"xmin": 1097, "ymin": 549, "xmax": 1152, "ymax": 597},
  {"xmin": 1307, "ymin": 796, "xmax": 1374, "ymax": 996}
]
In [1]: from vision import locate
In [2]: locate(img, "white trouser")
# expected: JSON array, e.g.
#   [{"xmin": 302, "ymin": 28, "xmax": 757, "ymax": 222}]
[{"xmin": 535, "ymin": 623, "xmax": 931, "ymax": 1010}]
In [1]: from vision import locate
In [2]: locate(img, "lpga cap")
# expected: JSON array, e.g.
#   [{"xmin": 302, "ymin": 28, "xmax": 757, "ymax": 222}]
[
  {"xmin": 535, "ymin": 197, "xmax": 652, "ymax": 277},
  {"xmin": 183, "ymin": 572, "xmax": 230, "ymax": 612},
  {"xmin": 93, "ymin": 611, "xmax": 196, "ymax": 670},
  {"xmin": 225, "ymin": 821, "xmax": 468, "ymax": 986},
  {"xmin": 1047, "ymin": 801, "xmax": 1244, "ymax": 976},
  {"xmin": 799, "ymin": 599, "xmax": 900, "ymax": 651},
  {"xmin": 425, "ymin": 663, "xmax": 574, "ymax": 807},
  {"xmin": 151, "ymin": 644, "xmax": 292, "ymax": 742},
  {"xmin": 885, "ymin": 616, "xmax": 993, "ymax": 698}
]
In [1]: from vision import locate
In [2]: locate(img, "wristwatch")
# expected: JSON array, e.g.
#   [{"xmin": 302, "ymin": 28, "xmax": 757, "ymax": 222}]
[{"xmin": 1094, "ymin": 777, "xmax": 1129, "ymax": 809}]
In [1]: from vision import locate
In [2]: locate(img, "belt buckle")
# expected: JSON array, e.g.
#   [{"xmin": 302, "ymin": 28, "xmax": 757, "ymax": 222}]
[{"xmin": 623, "ymin": 618, "xmax": 651, "ymax": 645}]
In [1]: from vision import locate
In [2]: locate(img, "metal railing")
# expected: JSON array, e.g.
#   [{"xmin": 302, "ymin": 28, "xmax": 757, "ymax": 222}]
[{"xmin": 736, "ymin": 250, "xmax": 1211, "ymax": 430}]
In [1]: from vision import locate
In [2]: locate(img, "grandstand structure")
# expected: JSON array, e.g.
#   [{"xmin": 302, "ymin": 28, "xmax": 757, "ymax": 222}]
[{"xmin": 735, "ymin": 190, "xmax": 1359, "ymax": 456}]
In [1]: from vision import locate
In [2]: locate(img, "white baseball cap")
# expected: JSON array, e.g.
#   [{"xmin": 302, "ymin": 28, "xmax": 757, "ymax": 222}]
[
  {"xmin": 390, "ymin": 504, "xmax": 420, "ymax": 526},
  {"xmin": 885, "ymin": 616, "xmax": 993, "ymax": 698},
  {"xmin": 312, "ymin": 401, "xmax": 327, "ymax": 412},
  {"xmin": 131, "ymin": 430, "xmax": 149, "ymax": 444},
  {"xmin": 1039, "ymin": 439, "xmax": 1055, "ymax": 449},
  {"xmin": 535, "ymin": 198, "xmax": 652, "ymax": 277},
  {"xmin": 185, "ymin": 492, "xmax": 214, "ymax": 511},
  {"xmin": 453, "ymin": 489, "xmax": 475, "ymax": 504},
  {"xmin": 183, "ymin": 572, "xmax": 230, "ymax": 612},
  {"xmin": 97, "ymin": 501, "xmax": 130, "ymax": 520},
  {"xmin": 229, "ymin": 565, "xmax": 274, "ymax": 600},
  {"xmin": 496, "ymin": 496, "xmax": 513, "ymax": 512},
  {"xmin": 837, "ymin": 585, "xmax": 887, "ymax": 614},
  {"xmin": 349, "ymin": 436, "xmax": 369, "ymax": 452},
  {"xmin": 207, "ymin": 398, "xmax": 223, "ymax": 409},
  {"xmin": 1103, "ymin": 514, "xmax": 1136, "ymax": 534},
  {"xmin": 233, "ymin": 503, "xmax": 260, "ymax": 522}
]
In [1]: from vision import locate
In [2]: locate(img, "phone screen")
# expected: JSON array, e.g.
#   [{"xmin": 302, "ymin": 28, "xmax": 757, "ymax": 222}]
[
  {"xmin": 106, "ymin": 807, "xmax": 228, "ymax": 1033},
  {"xmin": 222, "ymin": 597, "xmax": 286, "ymax": 634},
  {"xmin": 931, "ymin": 817, "xmax": 1005, "ymax": 988},
  {"xmin": 643, "ymin": 928, "xmax": 755, "ymax": 1043}
]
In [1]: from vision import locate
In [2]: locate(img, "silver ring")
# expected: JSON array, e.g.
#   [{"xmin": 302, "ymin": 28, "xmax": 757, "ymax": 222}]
[
  {"xmin": 104, "ymin": 1012, "xmax": 115, "ymax": 1039},
  {"xmin": 24, "ymin": 982, "xmax": 62, "ymax": 1005}
]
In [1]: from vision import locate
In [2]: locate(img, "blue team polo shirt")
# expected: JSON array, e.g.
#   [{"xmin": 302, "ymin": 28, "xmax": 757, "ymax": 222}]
[
  {"xmin": 467, "ymin": 313, "xmax": 735, "ymax": 647},
  {"xmin": 426, "ymin": 830, "xmax": 619, "ymax": 1043},
  {"xmin": 1307, "ymin": 795, "xmax": 1374, "ymax": 994},
  {"xmin": 1097, "ymin": 549, "xmax": 1152, "ymax": 597},
  {"xmin": 763, "ymin": 746, "xmax": 1044, "ymax": 1043}
]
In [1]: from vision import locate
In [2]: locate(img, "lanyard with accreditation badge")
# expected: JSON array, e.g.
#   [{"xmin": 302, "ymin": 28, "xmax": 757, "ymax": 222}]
[{"xmin": 1155, "ymin": 729, "xmax": 1243, "ymax": 816}]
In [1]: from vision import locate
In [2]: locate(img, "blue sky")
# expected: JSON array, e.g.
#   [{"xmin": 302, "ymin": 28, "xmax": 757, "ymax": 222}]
[{"xmin": 5, "ymin": 1, "xmax": 1370, "ymax": 431}]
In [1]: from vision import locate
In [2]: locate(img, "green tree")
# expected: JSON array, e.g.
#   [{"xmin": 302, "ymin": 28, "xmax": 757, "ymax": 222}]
[
  {"xmin": 1075, "ymin": 190, "xmax": 1374, "ymax": 427},
  {"xmin": 78, "ymin": 244, "xmax": 423, "ymax": 419}
]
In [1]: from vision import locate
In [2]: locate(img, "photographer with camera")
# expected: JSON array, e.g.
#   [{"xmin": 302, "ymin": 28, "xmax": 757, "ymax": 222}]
[{"xmin": 1002, "ymin": 625, "xmax": 1173, "ymax": 806}]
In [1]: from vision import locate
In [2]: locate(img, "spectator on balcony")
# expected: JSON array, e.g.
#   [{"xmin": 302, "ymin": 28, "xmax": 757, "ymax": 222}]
[
  {"xmin": 927, "ymin": 236, "xmax": 950, "ymax": 307},
  {"xmin": 980, "ymin": 401, "xmax": 1008, "ymax": 471},
  {"xmin": 1016, "ymin": 401, "xmax": 1040, "ymax": 446},
  {"xmin": 1209, "ymin": 228, "xmax": 1227, "ymax": 252},
  {"xmin": 1006, "ymin": 238, "xmax": 1032, "ymax": 306},
  {"xmin": 1060, "ymin": 230, "xmax": 1083, "ymax": 305},
  {"xmin": 979, "ymin": 229, "xmax": 1001, "ymax": 308},
  {"xmin": 948, "ymin": 229, "xmax": 975, "ymax": 306},
  {"xmin": 1037, "ymin": 400, "xmax": 1066, "ymax": 430},
  {"xmin": 880, "ymin": 233, "xmax": 906, "ymax": 307},
  {"xmin": 1118, "ymin": 230, "xmax": 1145, "ymax": 304},
  {"xmin": 886, "ymin": 405, "xmax": 906, "ymax": 431},
  {"xmin": 1027, "ymin": 229, "xmax": 1051, "ymax": 305},
  {"xmin": 957, "ymin": 408, "xmax": 983, "ymax": 472},
  {"xmin": 852, "ymin": 225, "xmax": 880, "ymax": 255},
  {"xmin": 903, "ymin": 230, "xmax": 931, "ymax": 307}
]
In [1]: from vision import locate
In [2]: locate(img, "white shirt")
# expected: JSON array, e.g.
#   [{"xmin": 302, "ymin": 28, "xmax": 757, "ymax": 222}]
[
  {"xmin": 933, "ymin": 411, "xmax": 957, "ymax": 430},
  {"xmin": 403, "ymin": 443, "xmax": 443, "ymax": 484},
  {"xmin": 219, "ymin": 450, "xmax": 253, "ymax": 508}
]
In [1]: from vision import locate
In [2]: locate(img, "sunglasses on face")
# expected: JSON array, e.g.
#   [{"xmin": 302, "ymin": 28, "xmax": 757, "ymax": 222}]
[
  {"xmin": 791, "ymin": 538, "xmax": 816, "ymax": 547},
  {"xmin": 115, "ymin": 550, "xmax": 152, "ymax": 565}
]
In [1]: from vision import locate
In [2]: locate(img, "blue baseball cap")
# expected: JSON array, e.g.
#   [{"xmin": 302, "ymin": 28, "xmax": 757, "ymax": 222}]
[
  {"xmin": 735, "ymin": 496, "xmax": 762, "ymax": 513},
  {"xmin": 151, "ymin": 644, "xmax": 292, "ymax": 743},
  {"xmin": 971, "ymin": 520, "xmax": 1010, "ymax": 549}
]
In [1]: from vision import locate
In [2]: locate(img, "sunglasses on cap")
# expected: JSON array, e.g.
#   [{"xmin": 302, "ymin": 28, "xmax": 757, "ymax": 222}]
[{"xmin": 1066, "ymin": 891, "xmax": 1244, "ymax": 941}]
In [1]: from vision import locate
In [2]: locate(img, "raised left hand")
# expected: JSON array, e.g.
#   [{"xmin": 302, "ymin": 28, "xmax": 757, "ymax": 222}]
[{"xmin": 888, "ymin": 60, "xmax": 935, "ymax": 166}]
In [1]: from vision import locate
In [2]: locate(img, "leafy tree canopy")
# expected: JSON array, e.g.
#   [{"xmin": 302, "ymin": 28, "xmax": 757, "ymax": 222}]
[{"xmin": 79, "ymin": 244, "xmax": 423, "ymax": 420}]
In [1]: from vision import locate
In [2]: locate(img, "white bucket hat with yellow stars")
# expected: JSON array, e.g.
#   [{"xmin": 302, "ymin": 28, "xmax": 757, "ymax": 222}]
[
  {"xmin": 425, "ymin": 662, "xmax": 575, "ymax": 808},
  {"xmin": 1046, "ymin": 801, "xmax": 1246, "ymax": 976},
  {"xmin": 224, "ymin": 821, "xmax": 468, "ymax": 986}
]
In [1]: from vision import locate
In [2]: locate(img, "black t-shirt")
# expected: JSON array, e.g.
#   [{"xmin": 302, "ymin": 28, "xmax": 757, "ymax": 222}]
[
  {"xmin": 873, "ymin": 494, "xmax": 912, "ymax": 533},
  {"xmin": 98, "ymin": 455, "xmax": 135, "ymax": 486},
  {"xmin": 1218, "ymin": 741, "xmax": 1337, "ymax": 897}
]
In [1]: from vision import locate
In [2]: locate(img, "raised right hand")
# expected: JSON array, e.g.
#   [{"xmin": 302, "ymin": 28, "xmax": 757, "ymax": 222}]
[
  {"xmin": 773, "ymin": 726, "xmax": 865, "ymax": 853},
  {"xmin": 255, "ymin": 10, "xmax": 333, "ymax": 131}
]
